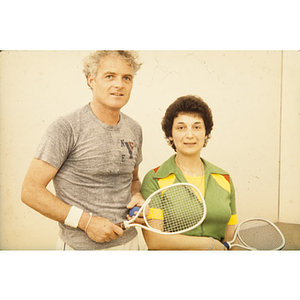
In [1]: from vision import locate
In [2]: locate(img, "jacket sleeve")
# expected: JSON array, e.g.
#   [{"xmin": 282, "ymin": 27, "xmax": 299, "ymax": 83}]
[
  {"xmin": 141, "ymin": 169, "xmax": 160, "ymax": 200},
  {"xmin": 228, "ymin": 177, "xmax": 238, "ymax": 225}
]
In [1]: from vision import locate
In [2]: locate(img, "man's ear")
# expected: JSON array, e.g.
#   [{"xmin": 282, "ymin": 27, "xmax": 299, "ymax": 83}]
[{"xmin": 87, "ymin": 74, "xmax": 94, "ymax": 89}]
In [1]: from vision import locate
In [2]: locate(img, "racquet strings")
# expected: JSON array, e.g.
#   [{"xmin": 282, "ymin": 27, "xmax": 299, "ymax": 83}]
[
  {"xmin": 146, "ymin": 184, "xmax": 205, "ymax": 233},
  {"xmin": 238, "ymin": 219, "xmax": 284, "ymax": 250}
]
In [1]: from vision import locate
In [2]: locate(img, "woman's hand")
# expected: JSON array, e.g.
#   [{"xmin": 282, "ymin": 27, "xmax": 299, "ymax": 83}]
[
  {"xmin": 210, "ymin": 238, "xmax": 228, "ymax": 250},
  {"xmin": 126, "ymin": 192, "xmax": 146, "ymax": 225}
]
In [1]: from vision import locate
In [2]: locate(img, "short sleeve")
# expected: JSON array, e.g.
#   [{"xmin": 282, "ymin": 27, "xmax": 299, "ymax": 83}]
[
  {"xmin": 141, "ymin": 169, "xmax": 160, "ymax": 200},
  {"xmin": 35, "ymin": 117, "xmax": 74, "ymax": 170},
  {"xmin": 228, "ymin": 178, "xmax": 238, "ymax": 225}
]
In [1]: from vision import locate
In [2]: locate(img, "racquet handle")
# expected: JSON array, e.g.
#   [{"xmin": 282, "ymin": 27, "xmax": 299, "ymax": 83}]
[
  {"xmin": 115, "ymin": 222, "xmax": 126, "ymax": 230},
  {"xmin": 223, "ymin": 242, "xmax": 230, "ymax": 250}
]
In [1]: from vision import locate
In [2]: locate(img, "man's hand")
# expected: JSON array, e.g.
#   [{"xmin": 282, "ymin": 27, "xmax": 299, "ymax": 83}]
[{"xmin": 83, "ymin": 215, "xmax": 124, "ymax": 243}]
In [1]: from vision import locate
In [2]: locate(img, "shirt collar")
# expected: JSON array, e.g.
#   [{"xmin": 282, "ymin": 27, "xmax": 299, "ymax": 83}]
[{"xmin": 153, "ymin": 154, "xmax": 229, "ymax": 179}]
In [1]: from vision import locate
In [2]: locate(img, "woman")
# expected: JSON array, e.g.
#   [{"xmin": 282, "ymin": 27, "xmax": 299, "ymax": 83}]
[{"xmin": 141, "ymin": 95, "xmax": 238, "ymax": 250}]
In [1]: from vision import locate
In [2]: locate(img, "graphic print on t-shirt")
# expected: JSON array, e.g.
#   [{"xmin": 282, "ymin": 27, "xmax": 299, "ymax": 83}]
[{"xmin": 121, "ymin": 139, "xmax": 134, "ymax": 161}]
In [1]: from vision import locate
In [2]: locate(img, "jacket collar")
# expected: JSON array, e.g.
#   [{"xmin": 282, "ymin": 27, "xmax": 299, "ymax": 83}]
[{"xmin": 153, "ymin": 154, "xmax": 229, "ymax": 179}]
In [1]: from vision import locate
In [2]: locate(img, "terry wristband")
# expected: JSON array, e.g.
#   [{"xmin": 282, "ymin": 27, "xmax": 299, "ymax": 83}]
[{"xmin": 64, "ymin": 206, "xmax": 83, "ymax": 228}]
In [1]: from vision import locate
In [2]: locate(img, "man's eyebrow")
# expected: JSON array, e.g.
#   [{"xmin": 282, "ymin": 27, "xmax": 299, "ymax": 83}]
[
  {"xmin": 103, "ymin": 71, "xmax": 116, "ymax": 75},
  {"xmin": 123, "ymin": 73, "xmax": 133, "ymax": 78},
  {"xmin": 103, "ymin": 71, "xmax": 133, "ymax": 78}
]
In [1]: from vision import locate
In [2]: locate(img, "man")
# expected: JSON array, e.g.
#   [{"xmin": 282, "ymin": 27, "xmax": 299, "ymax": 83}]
[{"xmin": 21, "ymin": 51, "xmax": 145, "ymax": 250}]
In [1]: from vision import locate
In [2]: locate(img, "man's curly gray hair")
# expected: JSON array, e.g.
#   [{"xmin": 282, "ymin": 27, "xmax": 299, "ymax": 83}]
[{"xmin": 83, "ymin": 50, "xmax": 142, "ymax": 89}]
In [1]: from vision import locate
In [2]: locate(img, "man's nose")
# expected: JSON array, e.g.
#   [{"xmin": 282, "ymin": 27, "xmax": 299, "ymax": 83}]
[{"xmin": 114, "ymin": 76, "xmax": 124, "ymax": 88}]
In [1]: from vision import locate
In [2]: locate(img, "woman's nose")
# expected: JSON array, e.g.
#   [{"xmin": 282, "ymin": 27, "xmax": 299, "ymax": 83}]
[{"xmin": 185, "ymin": 128, "xmax": 194, "ymax": 137}]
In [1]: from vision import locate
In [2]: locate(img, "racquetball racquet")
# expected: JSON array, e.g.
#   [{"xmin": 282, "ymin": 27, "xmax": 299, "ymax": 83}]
[
  {"xmin": 116, "ymin": 183, "xmax": 206, "ymax": 235},
  {"xmin": 223, "ymin": 217, "xmax": 286, "ymax": 250}
]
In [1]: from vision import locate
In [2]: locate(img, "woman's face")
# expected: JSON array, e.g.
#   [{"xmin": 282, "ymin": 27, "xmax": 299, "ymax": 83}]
[{"xmin": 170, "ymin": 113, "xmax": 207, "ymax": 157}]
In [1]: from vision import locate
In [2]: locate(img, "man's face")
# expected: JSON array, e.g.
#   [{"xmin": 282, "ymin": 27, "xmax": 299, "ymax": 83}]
[{"xmin": 88, "ymin": 54, "xmax": 134, "ymax": 112}]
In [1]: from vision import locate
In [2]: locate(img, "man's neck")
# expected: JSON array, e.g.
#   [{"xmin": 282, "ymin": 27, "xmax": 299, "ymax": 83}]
[{"xmin": 90, "ymin": 101, "xmax": 120, "ymax": 126}]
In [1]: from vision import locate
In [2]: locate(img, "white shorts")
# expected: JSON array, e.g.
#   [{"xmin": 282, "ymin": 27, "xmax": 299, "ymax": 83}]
[{"xmin": 56, "ymin": 235, "xmax": 140, "ymax": 251}]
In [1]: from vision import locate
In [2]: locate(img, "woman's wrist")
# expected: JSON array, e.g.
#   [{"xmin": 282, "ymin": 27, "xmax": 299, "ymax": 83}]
[{"xmin": 208, "ymin": 237, "xmax": 215, "ymax": 250}]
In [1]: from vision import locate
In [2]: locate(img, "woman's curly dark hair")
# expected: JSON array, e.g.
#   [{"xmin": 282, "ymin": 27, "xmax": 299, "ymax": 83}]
[{"xmin": 161, "ymin": 95, "xmax": 214, "ymax": 151}]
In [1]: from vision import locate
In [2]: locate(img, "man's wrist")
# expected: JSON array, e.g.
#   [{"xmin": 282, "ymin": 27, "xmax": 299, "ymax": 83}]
[
  {"xmin": 78, "ymin": 212, "xmax": 91, "ymax": 231},
  {"xmin": 64, "ymin": 206, "xmax": 83, "ymax": 228}
]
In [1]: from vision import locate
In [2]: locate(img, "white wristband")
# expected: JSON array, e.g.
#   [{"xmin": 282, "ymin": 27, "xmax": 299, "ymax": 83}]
[{"xmin": 64, "ymin": 206, "xmax": 83, "ymax": 228}]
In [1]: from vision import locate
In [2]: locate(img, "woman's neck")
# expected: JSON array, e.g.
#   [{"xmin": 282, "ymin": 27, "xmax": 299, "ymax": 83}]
[{"xmin": 175, "ymin": 155, "xmax": 204, "ymax": 177}]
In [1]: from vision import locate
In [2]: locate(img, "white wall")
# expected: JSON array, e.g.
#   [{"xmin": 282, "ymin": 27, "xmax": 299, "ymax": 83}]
[
  {"xmin": 279, "ymin": 51, "xmax": 300, "ymax": 223},
  {"xmin": 0, "ymin": 50, "xmax": 299, "ymax": 250}
]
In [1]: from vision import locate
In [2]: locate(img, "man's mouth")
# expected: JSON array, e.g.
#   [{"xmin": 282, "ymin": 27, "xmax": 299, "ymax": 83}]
[{"xmin": 111, "ymin": 92, "xmax": 124, "ymax": 96}]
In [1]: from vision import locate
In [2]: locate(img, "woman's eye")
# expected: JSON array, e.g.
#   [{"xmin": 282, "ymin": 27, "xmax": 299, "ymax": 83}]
[{"xmin": 194, "ymin": 124, "xmax": 204, "ymax": 130}]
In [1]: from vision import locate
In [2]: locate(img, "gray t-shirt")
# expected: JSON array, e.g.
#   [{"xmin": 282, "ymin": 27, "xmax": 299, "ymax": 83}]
[{"xmin": 35, "ymin": 104, "xmax": 143, "ymax": 250}]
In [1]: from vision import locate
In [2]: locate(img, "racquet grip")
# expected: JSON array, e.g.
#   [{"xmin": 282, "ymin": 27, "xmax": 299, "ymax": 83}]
[
  {"xmin": 223, "ymin": 242, "xmax": 230, "ymax": 250},
  {"xmin": 115, "ymin": 222, "xmax": 126, "ymax": 230}
]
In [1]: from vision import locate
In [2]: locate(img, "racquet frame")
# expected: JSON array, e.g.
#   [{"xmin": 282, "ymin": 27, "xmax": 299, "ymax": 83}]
[
  {"xmin": 223, "ymin": 217, "xmax": 286, "ymax": 250},
  {"xmin": 117, "ymin": 182, "xmax": 207, "ymax": 235}
]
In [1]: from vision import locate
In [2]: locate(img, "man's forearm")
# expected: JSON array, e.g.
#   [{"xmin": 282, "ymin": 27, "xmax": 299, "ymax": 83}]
[
  {"xmin": 21, "ymin": 179, "xmax": 71, "ymax": 223},
  {"xmin": 22, "ymin": 180, "xmax": 93, "ymax": 231}
]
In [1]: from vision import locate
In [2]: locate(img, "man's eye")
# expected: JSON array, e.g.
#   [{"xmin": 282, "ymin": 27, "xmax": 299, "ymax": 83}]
[{"xmin": 124, "ymin": 76, "xmax": 132, "ymax": 81}]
